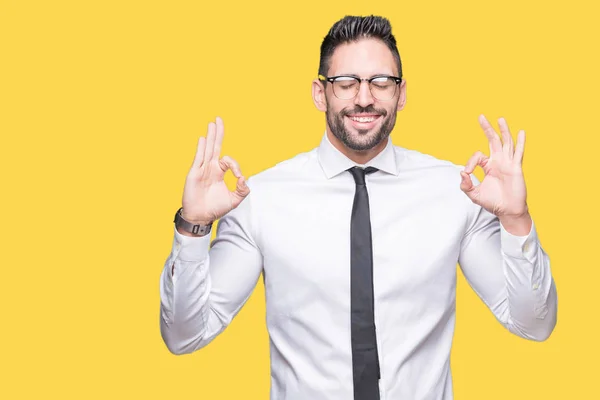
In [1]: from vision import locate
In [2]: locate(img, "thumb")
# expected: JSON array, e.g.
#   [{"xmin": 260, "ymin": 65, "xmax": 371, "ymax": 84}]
[
  {"xmin": 230, "ymin": 176, "xmax": 251, "ymax": 209},
  {"xmin": 460, "ymin": 171, "xmax": 478, "ymax": 202}
]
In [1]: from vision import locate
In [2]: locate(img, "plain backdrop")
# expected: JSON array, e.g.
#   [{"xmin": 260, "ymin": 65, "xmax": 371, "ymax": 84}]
[{"xmin": 1, "ymin": 0, "xmax": 598, "ymax": 398}]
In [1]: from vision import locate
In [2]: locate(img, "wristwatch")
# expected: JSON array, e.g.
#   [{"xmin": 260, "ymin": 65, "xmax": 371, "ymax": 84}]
[{"xmin": 174, "ymin": 207, "xmax": 213, "ymax": 236}]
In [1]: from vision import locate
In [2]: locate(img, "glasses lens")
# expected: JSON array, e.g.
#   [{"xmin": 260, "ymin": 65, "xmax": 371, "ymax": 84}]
[
  {"xmin": 332, "ymin": 77, "xmax": 359, "ymax": 99},
  {"xmin": 369, "ymin": 77, "xmax": 397, "ymax": 101}
]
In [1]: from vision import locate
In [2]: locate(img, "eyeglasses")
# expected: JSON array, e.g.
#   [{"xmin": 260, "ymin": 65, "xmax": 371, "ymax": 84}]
[{"xmin": 319, "ymin": 74, "xmax": 402, "ymax": 101}]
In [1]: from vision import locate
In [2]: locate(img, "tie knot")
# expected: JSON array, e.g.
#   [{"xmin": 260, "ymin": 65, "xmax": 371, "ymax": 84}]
[{"xmin": 348, "ymin": 166, "xmax": 378, "ymax": 185}]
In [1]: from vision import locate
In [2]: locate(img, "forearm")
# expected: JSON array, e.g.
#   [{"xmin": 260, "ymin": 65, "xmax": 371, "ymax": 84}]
[
  {"xmin": 159, "ymin": 199, "xmax": 264, "ymax": 355},
  {"xmin": 159, "ymin": 231, "xmax": 222, "ymax": 354},
  {"xmin": 503, "ymin": 242, "xmax": 557, "ymax": 341},
  {"xmin": 460, "ymin": 203, "xmax": 558, "ymax": 342}
]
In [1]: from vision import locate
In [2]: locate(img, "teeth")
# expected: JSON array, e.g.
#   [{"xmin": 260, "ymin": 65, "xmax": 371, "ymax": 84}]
[{"xmin": 350, "ymin": 116, "xmax": 376, "ymax": 123}]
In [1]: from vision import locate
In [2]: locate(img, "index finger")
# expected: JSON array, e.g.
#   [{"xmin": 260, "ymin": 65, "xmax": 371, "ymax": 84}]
[
  {"xmin": 192, "ymin": 136, "xmax": 207, "ymax": 168},
  {"xmin": 212, "ymin": 116, "xmax": 225, "ymax": 160},
  {"xmin": 479, "ymin": 114, "xmax": 503, "ymax": 154}
]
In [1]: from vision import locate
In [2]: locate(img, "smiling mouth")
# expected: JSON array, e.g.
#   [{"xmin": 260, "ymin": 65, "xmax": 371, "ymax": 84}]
[
  {"xmin": 349, "ymin": 115, "xmax": 378, "ymax": 122},
  {"xmin": 346, "ymin": 114, "xmax": 381, "ymax": 127}
]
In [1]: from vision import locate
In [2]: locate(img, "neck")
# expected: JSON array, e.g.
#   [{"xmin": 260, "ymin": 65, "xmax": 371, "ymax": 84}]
[{"xmin": 326, "ymin": 130, "xmax": 388, "ymax": 165}]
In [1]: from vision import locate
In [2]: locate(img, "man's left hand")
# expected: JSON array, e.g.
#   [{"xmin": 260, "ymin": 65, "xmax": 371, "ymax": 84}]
[{"xmin": 460, "ymin": 115, "xmax": 532, "ymax": 235}]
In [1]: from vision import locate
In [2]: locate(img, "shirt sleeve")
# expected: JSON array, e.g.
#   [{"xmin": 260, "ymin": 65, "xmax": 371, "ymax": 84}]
[
  {"xmin": 159, "ymin": 182, "xmax": 264, "ymax": 354},
  {"xmin": 457, "ymin": 185, "xmax": 558, "ymax": 341}
]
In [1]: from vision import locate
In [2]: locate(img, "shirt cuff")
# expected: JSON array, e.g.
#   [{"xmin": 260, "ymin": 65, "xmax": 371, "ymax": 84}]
[
  {"xmin": 500, "ymin": 219, "xmax": 539, "ymax": 261},
  {"xmin": 172, "ymin": 225, "xmax": 212, "ymax": 262}
]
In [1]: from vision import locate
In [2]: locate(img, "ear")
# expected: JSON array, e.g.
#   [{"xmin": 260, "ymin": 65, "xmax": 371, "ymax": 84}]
[
  {"xmin": 312, "ymin": 79, "xmax": 327, "ymax": 112},
  {"xmin": 396, "ymin": 79, "xmax": 407, "ymax": 111}
]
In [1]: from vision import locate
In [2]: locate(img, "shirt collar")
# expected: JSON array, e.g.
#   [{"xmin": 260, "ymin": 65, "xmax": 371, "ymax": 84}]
[{"xmin": 317, "ymin": 132, "xmax": 401, "ymax": 179}]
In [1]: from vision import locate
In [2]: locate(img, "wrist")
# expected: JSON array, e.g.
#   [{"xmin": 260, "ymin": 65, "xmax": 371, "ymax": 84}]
[
  {"xmin": 499, "ymin": 210, "xmax": 532, "ymax": 236},
  {"xmin": 174, "ymin": 208, "xmax": 213, "ymax": 237},
  {"xmin": 176, "ymin": 226, "xmax": 209, "ymax": 238},
  {"xmin": 181, "ymin": 209, "xmax": 213, "ymax": 226}
]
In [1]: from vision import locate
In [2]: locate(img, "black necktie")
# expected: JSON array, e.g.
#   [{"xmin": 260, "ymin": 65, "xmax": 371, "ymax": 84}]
[{"xmin": 348, "ymin": 166, "xmax": 380, "ymax": 400}]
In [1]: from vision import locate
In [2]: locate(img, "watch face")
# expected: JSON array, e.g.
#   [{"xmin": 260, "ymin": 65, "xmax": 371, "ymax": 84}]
[{"xmin": 175, "ymin": 208, "xmax": 211, "ymax": 236}]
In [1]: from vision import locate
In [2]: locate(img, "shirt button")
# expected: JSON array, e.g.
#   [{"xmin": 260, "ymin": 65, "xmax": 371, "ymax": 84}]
[
  {"xmin": 533, "ymin": 283, "xmax": 540, "ymax": 290},
  {"xmin": 523, "ymin": 241, "xmax": 531, "ymax": 252}
]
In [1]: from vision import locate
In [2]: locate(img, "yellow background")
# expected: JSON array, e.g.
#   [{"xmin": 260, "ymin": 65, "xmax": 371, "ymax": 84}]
[{"xmin": 1, "ymin": 0, "xmax": 597, "ymax": 398}]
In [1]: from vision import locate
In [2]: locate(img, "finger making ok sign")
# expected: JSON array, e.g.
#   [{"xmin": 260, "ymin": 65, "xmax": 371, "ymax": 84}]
[
  {"xmin": 460, "ymin": 115, "xmax": 529, "ymax": 218},
  {"xmin": 181, "ymin": 117, "xmax": 250, "ymax": 225}
]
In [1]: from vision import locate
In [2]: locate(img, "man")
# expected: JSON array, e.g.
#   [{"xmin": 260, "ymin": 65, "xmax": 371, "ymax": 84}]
[{"xmin": 159, "ymin": 15, "xmax": 557, "ymax": 400}]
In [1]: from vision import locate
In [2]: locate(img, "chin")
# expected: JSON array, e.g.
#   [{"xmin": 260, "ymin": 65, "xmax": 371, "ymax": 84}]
[{"xmin": 344, "ymin": 131, "xmax": 383, "ymax": 151}]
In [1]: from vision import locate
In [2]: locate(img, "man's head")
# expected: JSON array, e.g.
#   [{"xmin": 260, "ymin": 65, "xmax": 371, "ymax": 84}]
[{"xmin": 313, "ymin": 16, "xmax": 407, "ymax": 157}]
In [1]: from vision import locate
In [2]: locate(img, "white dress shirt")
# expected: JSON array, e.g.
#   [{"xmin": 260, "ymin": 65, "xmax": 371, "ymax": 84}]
[{"xmin": 159, "ymin": 133, "xmax": 557, "ymax": 400}]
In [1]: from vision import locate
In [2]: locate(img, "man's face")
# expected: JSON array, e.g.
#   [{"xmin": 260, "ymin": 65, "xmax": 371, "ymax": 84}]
[{"xmin": 324, "ymin": 39, "xmax": 404, "ymax": 151}]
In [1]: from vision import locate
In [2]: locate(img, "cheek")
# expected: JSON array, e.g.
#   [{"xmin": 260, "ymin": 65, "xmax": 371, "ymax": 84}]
[
  {"xmin": 384, "ymin": 111, "xmax": 396, "ymax": 124},
  {"xmin": 326, "ymin": 97, "xmax": 352, "ymax": 115},
  {"xmin": 328, "ymin": 103, "xmax": 344, "ymax": 115},
  {"xmin": 384, "ymin": 103, "xmax": 400, "ymax": 118}
]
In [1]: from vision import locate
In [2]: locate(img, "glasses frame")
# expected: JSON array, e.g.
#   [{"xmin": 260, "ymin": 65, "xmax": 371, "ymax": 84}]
[{"xmin": 318, "ymin": 74, "xmax": 403, "ymax": 101}]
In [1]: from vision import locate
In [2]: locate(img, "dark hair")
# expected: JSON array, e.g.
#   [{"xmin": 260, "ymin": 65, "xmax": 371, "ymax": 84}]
[{"xmin": 318, "ymin": 15, "xmax": 402, "ymax": 78}]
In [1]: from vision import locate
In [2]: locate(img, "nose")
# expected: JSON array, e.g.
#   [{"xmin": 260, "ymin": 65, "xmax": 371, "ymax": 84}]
[{"xmin": 354, "ymin": 80, "xmax": 375, "ymax": 108}]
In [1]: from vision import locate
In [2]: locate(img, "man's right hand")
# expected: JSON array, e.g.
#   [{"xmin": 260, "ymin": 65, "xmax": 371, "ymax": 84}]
[{"xmin": 179, "ymin": 117, "xmax": 250, "ymax": 236}]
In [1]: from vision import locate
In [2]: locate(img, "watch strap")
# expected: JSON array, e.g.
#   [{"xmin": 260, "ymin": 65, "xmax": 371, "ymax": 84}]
[{"xmin": 174, "ymin": 207, "xmax": 213, "ymax": 236}]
